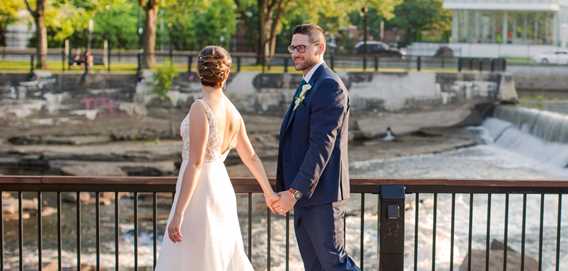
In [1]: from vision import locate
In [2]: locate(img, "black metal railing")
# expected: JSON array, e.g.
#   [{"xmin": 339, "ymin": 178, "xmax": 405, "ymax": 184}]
[
  {"xmin": 0, "ymin": 176, "xmax": 566, "ymax": 270},
  {"xmin": 402, "ymin": 181, "xmax": 568, "ymax": 271},
  {"xmin": 0, "ymin": 47, "xmax": 507, "ymax": 74}
]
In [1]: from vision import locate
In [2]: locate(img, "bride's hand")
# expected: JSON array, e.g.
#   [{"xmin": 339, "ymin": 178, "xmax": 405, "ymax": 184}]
[
  {"xmin": 168, "ymin": 213, "xmax": 184, "ymax": 243},
  {"xmin": 264, "ymin": 192, "xmax": 280, "ymax": 214}
]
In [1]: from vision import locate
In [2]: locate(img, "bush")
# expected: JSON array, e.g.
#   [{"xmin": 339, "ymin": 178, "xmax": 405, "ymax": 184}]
[{"xmin": 153, "ymin": 61, "xmax": 177, "ymax": 100}]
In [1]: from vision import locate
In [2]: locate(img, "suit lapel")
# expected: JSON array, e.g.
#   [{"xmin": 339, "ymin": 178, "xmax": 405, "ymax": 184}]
[
  {"xmin": 282, "ymin": 64, "xmax": 327, "ymax": 134},
  {"xmin": 279, "ymin": 102, "xmax": 294, "ymax": 140}
]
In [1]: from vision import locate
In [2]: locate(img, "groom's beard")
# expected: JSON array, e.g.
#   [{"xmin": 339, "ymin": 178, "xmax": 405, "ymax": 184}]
[{"xmin": 293, "ymin": 56, "xmax": 317, "ymax": 72}]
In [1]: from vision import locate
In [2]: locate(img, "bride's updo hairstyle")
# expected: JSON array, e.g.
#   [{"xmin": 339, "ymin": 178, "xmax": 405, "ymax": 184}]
[{"xmin": 197, "ymin": 46, "xmax": 232, "ymax": 88}]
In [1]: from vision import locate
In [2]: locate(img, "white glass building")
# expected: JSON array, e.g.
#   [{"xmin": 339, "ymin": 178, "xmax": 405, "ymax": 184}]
[
  {"xmin": 4, "ymin": 10, "xmax": 34, "ymax": 49},
  {"xmin": 444, "ymin": 0, "xmax": 568, "ymax": 46},
  {"xmin": 406, "ymin": 0, "xmax": 568, "ymax": 57}
]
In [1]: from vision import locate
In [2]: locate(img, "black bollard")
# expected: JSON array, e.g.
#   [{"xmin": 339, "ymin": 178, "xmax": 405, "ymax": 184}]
[{"xmin": 379, "ymin": 185, "xmax": 405, "ymax": 271}]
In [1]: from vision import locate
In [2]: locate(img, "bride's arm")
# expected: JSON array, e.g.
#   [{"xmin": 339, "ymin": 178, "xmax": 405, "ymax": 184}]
[
  {"xmin": 169, "ymin": 102, "xmax": 208, "ymax": 242},
  {"xmin": 234, "ymin": 119, "xmax": 278, "ymax": 210}
]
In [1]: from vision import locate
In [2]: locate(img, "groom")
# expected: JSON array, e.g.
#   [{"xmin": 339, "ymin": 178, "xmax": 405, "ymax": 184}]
[{"xmin": 274, "ymin": 24, "xmax": 359, "ymax": 271}]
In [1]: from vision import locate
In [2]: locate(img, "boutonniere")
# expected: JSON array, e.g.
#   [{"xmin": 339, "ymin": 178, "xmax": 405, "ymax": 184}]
[{"xmin": 293, "ymin": 83, "xmax": 312, "ymax": 111}]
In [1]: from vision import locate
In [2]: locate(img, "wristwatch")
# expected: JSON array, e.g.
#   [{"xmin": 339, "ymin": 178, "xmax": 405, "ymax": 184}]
[{"xmin": 287, "ymin": 188, "xmax": 303, "ymax": 200}]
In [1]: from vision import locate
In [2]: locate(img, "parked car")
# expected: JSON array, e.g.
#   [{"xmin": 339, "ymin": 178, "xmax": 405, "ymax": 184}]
[
  {"xmin": 353, "ymin": 41, "xmax": 406, "ymax": 58},
  {"xmin": 434, "ymin": 46, "xmax": 454, "ymax": 58},
  {"xmin": 532, "ymin": 50, "xmax": 568, "ymax": 64}
]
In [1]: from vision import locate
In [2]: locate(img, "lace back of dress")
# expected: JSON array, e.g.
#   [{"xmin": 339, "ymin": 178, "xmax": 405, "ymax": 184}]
[{"xmin": 197, "ymin": 99, "xmax": 222, "ymax": 162}]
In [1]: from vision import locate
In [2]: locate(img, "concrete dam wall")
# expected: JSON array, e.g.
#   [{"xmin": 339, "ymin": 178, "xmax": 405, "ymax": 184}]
[{"xmin": 0, "ymin": 71, "xmax": 517, "ymax": 137}]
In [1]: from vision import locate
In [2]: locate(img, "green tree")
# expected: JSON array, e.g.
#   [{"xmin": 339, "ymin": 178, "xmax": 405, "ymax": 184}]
[
  {"xmin": 27, "ymin": 1, "xmax": 136, "ymax": 54},
  {"xmin": 166, "ymin": 0, "xmax": 236, "ymax": 50},
  {"xmin": 0, "ymin": 0, "xmax": 22, "ymax": 46},
  {"xmin": 139, "ymin": 0, "xmax": 160, "ymax": 68},
  {"xmin": 275, "ymin": 0, "xmax": 399, "ymax": 55},
  {"xmin": 90, "ymin": 1, "xmax": 138, "ymax": 49},
  {"xmin": 233, "ymin": 0, "xmax": 258, "ymax": 53},
  {"xmin": 45, "ymin": 1, "xmax": 88, "ymax": 47},
  {"xmin": 190, "ymin": 0, "xmax": 236, "ymax": 49},
  {"xmin": 348, "ymin": 7, "xmax": 384, "ymax": 41},
  {"xmin": 257, "ymin": 0, "xmax": 292, "ymax": 63},
  {"xmin": 390, "ymin": 0, "xmax": 450, "ymax": 46},
  {"xmin": 24, "ymin": 0, "xmax": 49, "ymax": 69},
  {"xmin": 139, "ymin": 0, "xmax": 188, "ymax": 68}
]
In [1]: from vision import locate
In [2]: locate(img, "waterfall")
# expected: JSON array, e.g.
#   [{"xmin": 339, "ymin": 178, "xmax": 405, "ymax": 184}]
[
  {"xmin": 479, "ymin": 106, "xmax": 568, "ymax": 168},
  {"xmin": 493, "ymin": 106, "xmax": 568, "ymax": 144}
]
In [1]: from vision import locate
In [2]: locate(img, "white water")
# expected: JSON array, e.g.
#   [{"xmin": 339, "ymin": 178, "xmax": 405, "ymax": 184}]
[{"xmin": 494, "ymin": 106, "xmax": 568, "ymax": 144}]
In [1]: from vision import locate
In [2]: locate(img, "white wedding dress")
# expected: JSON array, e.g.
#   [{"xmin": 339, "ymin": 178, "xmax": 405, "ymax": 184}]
[{"xmin": 155, "ymin": 99, "xmax": 254, "ymax": 271}]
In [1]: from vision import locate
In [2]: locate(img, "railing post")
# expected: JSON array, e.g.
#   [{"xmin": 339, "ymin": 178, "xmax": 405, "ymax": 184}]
[
  {"xmin": 374, "ymin": 56, "xmax": 379, "ymax": 72},
  {"xmin": 29, "ymin": 54, "xmax": 35, "ymax": 75},
  {"xmin": 379, "ymin": 185, "xmax": 405, "ymax": 271},
  {"xmin": 502, "ymin": 58, "xmax": 507, "ymax": 71},
  {"xmin": 417, "ymin": 56, "xmax": 422, "ymax": 71},
  {"xmin": 330, "ymin": 54, "xmax": 335, "ymax": 71},
  {"xmin": 284, "ymin": 57, "xmax": 289, "ymax": 73},
  {"xmin": 61, "ymin": 47, "xmax": 66, "ymax": 73},
  {"xmin": 458, "ymin": 57, "xmax": 463, "ymax": 72},
  {"xmin": 84, "ymin": 51, "xmax": 90, "ymax": 76},
  {"xmin": 187, "ymin": 55, "xmax": 193, "ymax": 74},
  {"xmin": 237, "ymin": 56, "xmax": 241, "ymax": 72},
  {"xmin": 136, "ymin": 52, "xmax": 142, "ymax": 81},
  {"xmin": 262, "ymin": 57, "xmax": 266, "ymax": 73},
  {"xmin": 107, "ymin": 41, "xmax": 112, "ymax": 73},
  {"xmin": 363, "ymin": 55, "xmax": 367, "ymax": 71}
]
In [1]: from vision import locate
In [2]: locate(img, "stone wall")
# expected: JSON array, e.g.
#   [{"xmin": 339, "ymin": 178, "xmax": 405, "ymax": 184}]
[
  {"xmin": 509, "ymin": 65, "xmax": 568, "ymax": 92},
  {"xmin": 0, "ymin": 70, "xmax": 516, "ymax": 121},
  {"xmin": 175, "ymin": 70, "xmax": 515, "ymax": 114}
]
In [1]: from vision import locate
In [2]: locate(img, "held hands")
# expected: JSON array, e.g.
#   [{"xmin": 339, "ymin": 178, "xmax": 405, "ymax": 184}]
[
  {"xmin": 271, "ymin": 191, "xmax": 296, "ymax": 216},
  {"xmin": 264, "ymin": 191, "xmax": 280, "ymax": 214}
]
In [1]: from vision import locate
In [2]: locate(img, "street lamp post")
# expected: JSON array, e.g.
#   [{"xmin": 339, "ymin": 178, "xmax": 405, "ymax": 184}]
[
  {"xmin": 88, "ymin": 19, "xmax": 94, "ymax": 51},
  {"xmin": 168, "ymin": 22, "xmax": 173, "ymax": 62},
  {"xmin": 362, "ymin": 5, "xmax": 368, "ymax": 71},
  {"xmin": 84, "ymin": 19, "xmax": 94, "ymax": 76},
  {"xmin": 136, "ymin": 6, "xmax": 143, "ymax": 78}
]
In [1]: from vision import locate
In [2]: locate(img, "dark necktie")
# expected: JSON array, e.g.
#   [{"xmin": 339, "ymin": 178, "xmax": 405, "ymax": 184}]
[{"xmin": 294, "ymin": 79, "xmax": 307, "ymax": 99}]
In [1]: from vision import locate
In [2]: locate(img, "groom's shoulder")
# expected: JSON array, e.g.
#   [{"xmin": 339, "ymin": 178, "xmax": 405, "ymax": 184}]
[{"xmin": 315, "ymin": 68, "xmax": 347, "ymax": 94}]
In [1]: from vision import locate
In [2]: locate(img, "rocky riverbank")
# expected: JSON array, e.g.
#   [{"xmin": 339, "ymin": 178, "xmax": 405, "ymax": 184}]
[{"xmin": 0, "ymin": 105, "xmax": 480, "ymax": 177}]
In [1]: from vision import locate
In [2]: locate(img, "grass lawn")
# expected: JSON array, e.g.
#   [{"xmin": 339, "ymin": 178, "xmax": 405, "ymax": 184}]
[
  {"xmin": 0, "ymin": 59, "xmax": 466, "ymax": 74},
  {"xmin": 506, "ymin": 57, "xmax": 533, "ymax": 65}
]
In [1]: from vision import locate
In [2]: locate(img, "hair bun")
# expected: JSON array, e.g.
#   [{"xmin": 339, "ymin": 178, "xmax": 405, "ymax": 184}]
[{"xmin": 197, "ymin": 46, "xmax": 232, "ymax": 88}]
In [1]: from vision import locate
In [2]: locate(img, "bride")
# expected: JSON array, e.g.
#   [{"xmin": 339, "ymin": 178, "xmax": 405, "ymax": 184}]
[{"xmin": 155, "ymin": 46, "xmax": 279, "ymax": 270}]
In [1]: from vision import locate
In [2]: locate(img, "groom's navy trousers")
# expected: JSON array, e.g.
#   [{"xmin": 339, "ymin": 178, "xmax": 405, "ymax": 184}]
[
  {"xmin": 294, "ymin": 201, "xmax": 358, "ymax": 271},
  {"xmin": 277, "ymin": 64, "xmax": 359, "ymax": 271}
]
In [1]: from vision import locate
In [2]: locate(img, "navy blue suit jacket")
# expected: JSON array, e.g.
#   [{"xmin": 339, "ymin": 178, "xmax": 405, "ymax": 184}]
[{"xmin": 276, "ymin": 64, "xmax": 350, "ymax": 207}]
